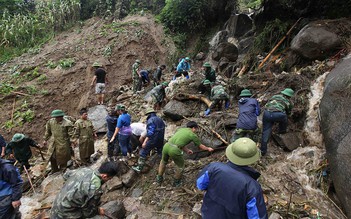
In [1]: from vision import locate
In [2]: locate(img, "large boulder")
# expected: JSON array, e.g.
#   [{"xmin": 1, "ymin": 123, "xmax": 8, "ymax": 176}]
[
  {"xmin": 319, "ymin": 54, "xmax": 351, "ymax": 218},
  {"xmin": 163, "ymin": 100, "xmax": 193, "ymax": 121},
  {"xmin": 209, "ymin": 30, "xmax": 228, "ymax": 50},
  {"xmin": 225, "ymin": 14, "xmax": 253, "ymax": 38},
  {"xmin": 88, "ymin": 105, "xmax": 108, "ymax": 133},
  {"xmin": 212, "ymin": 42, "xmax": 238, "ymax": 62},
  {"xmin": 291, "ymin": 22, "xmax": 342, "ymax": 60}
]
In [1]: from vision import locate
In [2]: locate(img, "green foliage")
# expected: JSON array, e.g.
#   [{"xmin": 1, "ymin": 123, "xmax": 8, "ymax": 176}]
[
  {"xmin": 252, "ymin": 19, "xmax": 290, "ymax": 53},
  {"xmin": 37, "ymin": 74, "xmax": 47, "ymax": 82},
  {"xmin": 0, "ymin": 0, "xmax": 80, "ymax": 63},
  {"xmin": 160, "ymin": 0, "xmax": 208, "ymax": 33},
  {"xmin": 46, "ymin": 60, "xmax": 58, "ymax": 69},
  {"xmin": 239, "ymin": 0, "xmax": 262, "ymax": 10},
  {"xmin": 58, "ymin": 58, "xmax": 75, "ymax": 69},
  {"xmin": 0, "ymin": 83, "xmax": 15, "ymax": 95},
  {"xmin": 4, "ymin": 121, "xmax": 14, "ymax": 129},
  {"xmin": 24, "ymin": 67, "xmax": 40, "ymax": 81},
  {"xmin": 25, "ymin": 85, "xmax": 38, "ymax": 94},
  {"xmin": 14, "ymin": 109, "xmax": 35, "ymax": 123}
]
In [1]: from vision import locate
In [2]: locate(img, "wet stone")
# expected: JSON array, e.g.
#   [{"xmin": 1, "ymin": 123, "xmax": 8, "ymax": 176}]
[
  {"xmin": 122, "ymin": 169, "xmax": 139, "ymax": 187},
  {"xmin": 88, "ymin": 200, "xmax": 126, "ymax": 219},
  {"xmin": 269, "ymin": 212, "xmax": 282, "ymax": 219},
  {"xmin": 272, "ymin": 132, "xmax": 304, "ymax": 151},
  {"xmin": 131, "ymin": 188, "xmax": 143, "ymax": 197},
  {"xmin": 105, "ymin": 176, "xmax": 123, "ymax": 192}
]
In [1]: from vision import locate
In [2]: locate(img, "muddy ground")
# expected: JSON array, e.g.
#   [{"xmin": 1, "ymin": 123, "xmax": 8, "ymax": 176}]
[{"xmin": 0, "ymin": 14, "xmax": 348, "ymax": 218}]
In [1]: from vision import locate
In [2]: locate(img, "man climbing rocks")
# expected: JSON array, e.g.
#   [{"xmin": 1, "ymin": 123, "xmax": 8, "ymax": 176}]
[
  {"xmin": 106, "ymin": 109, "xmax": 118, "ymax": 161},
  {"xmin": 50, "ymin": 161, "xmax": 118, "ymax": 219},
  {"xmin": 0, "ymin": 158, "xmax": 23, "ymax": 219},
  {"xmin": 232, "ymin": 89, "xmax": 261, "ymax": 142},
  {"xmin": 90, "ymin": 62, "xmax": 108, "ymax": 105},
  {"xmin": 73, "ymin": 108, "xmax": 96, "ymax": 164},
  {"xmin": 156, "ymin": 121, "xmax": 213, "ymax": 187},
  {"xmin": 43, "ymin": 109, "xmax": 75, "ymax": 173},
  {"xmin": 110, "ymin": 105, "xmax": 132, "ymax": 161},
  {"xmin": 132, "ymin": 59, "xmax": 141, "ymax": 93},
  {"xmin": 202, "ymin": 62, "xmax": 216, "ymax": 83},
  {"xmin": 139, "ymin": 69, "xmax": 151, "ymax": 87},
  {"xmin": 176, "ymin": 57, "xmax": 191, "ymax": 79},
  {"xmin": 197, "ymin": 138, "xmax": 267, "ymax": 219},
  {"xmin": 6, "ymin": 133, "xmax": 41, "ymax": 172},
  {"xmin": 153, "ymin": 64, "xmax": 166, "ymax": 86},
  {"xmin": 149, "ymin": 82, "xmax": 168, "ymax": 110},
  {"xmin": 132, "ymin": 108, "xmax": 165, "ymax": 173},
  {"xmin": 260, "ymin": 88, "xmax": 294, "ymax": 156},
  {"xmin": 204, "ymin": 83, "xmax": 230, "ymax": 116}
]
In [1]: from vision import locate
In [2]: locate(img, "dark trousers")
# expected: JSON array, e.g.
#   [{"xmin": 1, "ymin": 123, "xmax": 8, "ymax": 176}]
[
  {"xmin": 107, "ymin": 135, "xmax": 119, "ymax": 157},
  {"xmin": 139, "ymin": 135, "xmax": 164, "ymax": 158},
  {"xmin": 0, "ymin": 195, "xmax": 21, "ymax": 219},
  {"xmin": 260, "ymin": 110, "xmax": 288, "ymax": 153},
  {"xmin": 118, "ymin": 134, "xmax": 132, "ymax": 156}
]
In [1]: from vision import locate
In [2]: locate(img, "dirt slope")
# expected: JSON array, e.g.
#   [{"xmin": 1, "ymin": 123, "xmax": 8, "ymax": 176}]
[{"xmin": 0, "ymin": 14, "xmax": 175, "ymax": 141}]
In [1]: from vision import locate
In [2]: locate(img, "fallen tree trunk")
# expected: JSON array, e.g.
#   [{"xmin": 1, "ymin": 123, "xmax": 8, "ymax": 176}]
[{"xmin": 174, "ymin": 93, "xmax": 212, "ymax": 107}]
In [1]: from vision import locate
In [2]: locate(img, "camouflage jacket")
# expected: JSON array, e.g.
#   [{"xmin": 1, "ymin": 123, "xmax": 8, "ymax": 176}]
[
  {"xmin": 51, "ymin": 168, "xmax": 103, "ymax": 218},
  {"xmin": 132, "ymin": 62, "xmax": 140, "ymax": 77},
  {"xmin": 151, "ymin": 85, "xmax": 166, "ymax": 102},
  {"xmin": 265, "ymin": 94, "xmax": 293, "ymax": 115},
  {"xmin": 204, "ymin": 68, "xmax": 216, "ymax": 82},
  {"xmin": 211, "ymin": 85, "xmax": 228, "ymax": 100}
]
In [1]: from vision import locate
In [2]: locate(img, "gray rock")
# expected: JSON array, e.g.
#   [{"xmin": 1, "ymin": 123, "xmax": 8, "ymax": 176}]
[
  {"xmin": 320, "ymin": 54, "xmax": 351, "ymax": 218},
  {"xmin": 212, "ymin": 42, "xmax": 238, "ymax": 62},
  {"xmin": 291, "ymin": 23, "xmax": 341, "ymax": 60},
  {"xmin": 88, "ymin": 105, "xmax": 108, "ymax": 133},
  {"xmin": 238, "ymin": 36, "xmax": 254, "ymax": 54},
  {"xmin": 269, "ymin": 212, "xmax": 282, "ymax": 219},
  {"xmin": 272, "ymin": 132, "xmax": 304, "ymax": 151},
  {"xmin": 163, "ymin": 100, "xmax": 193, "ymax": 121},
  {"xmin": 225, "ymin": 14, "xmax": 253, "ymax": 38},
  {"xmin": 195, "ymin": 52, "xmax": 206, "ymax": 61},
  {"xmin": 89, "ymin": 200, "xmax": 125, "ymax": 219},
  {"xmin": 122, "ymin": 169, "xmax": 139, "ymax": 187},
  {"xmin": 209, "ymin": 30, "xmax": 228, "ymax": 50},
  {"xmin": 105, "ymin": 176, "xmax": 123, "ymax": 192}
]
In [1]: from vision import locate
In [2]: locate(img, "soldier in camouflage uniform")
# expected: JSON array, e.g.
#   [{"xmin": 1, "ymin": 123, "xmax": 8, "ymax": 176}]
[
  {"xmin": 50, "ymin": 161, "xmax": 118, "ymax": 218},
  {"xmin": 132, "ymin": 59, "xmax": 141, "ymax": 93},
  {"xmin": 260, "ymin": 88, "xmax": 294, "ymax": 156},
  {"xmin": 149, "ymin": 82, "xmax": 168, "ymax": 110},
  {"xmin": 204, "ymin": 84, "xmax": 230, "ymax": 116},
  {"xmin": 43, "ymin": 109, "xmax": 74, "ymax": 173},
  {"xmin": 74, "ymin": 108, "xmax": 96, "ymax": 164}
]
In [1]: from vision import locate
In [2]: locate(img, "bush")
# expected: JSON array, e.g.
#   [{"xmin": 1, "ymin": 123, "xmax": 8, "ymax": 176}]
[{"xmin": 160, "ymin": 0, "xmax": 209, "ymax": 33}]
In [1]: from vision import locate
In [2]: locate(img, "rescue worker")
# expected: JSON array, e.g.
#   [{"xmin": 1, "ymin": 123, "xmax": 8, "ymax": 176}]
[
  {"xmin": 106, "ymin": 109, "xmax": 118, "ymax": 161},
  {"xmin": 50, "ymin": 161, "xmax": 118, "ymax": 218},
  {"xmin": 132, "ymin": 108, "xmax": 165, "ymax": 173},
  {"xmin": 0, "ymin": 158, "xmax": 22, "ymax": 219},
  {"xmin": 204, "ymin": 83, "xmax": 230, "ymax": 116},
  {"xmin": 140, "ymin": 69, "xmax": 151, "ymax": 87},
  {"xmin": 197, "ymin": 138, "xmax": 267, "ymax": 219},
  {"xmin": 90, "ymin": 62, "xmax": 108, "ymax": 105},
  {"xmin": 132, "ymin": 59, "xmax": 141, "ymax": 93},
  {"xmin": 43, "ymin": 109, "xmax": 75, "ymax": 173},
  {"xmin": 232, "ymin": 89, "xmax": 261, "ymax": 142},
  {"xmin": 199, "ymin": 79, "xmax": 212, "ymax": 99},
  {"xmin": 202, "ymin": 62, "xmax": 216, "ymax": 83},
  {"xmin": 5, "ymin": 133, "xmax": 41, "ymax": 172},
  {"xmin": 156, "ymin": 121, "xmax": 214, "ymax": 187},
  {"xmin": 150, "ymin": 82, "xmax": 168, "ymax": 110},
  {"xmin": 110, "ymin": 105, "xmax": 132, "ymax": 161},
  {"xmin": 153, "ymin": 65, "xmax": 166, "ymax": 86},
  {"xmin": 176, "ymin": 57, "xmax": 191, "ymax": 79},
  {"xmin": 73, "ymin": 108, "xmax": 96, "ymax": 164},
  {"xmin": 260, "ymin": 88, "xmax": 294, "ymax": 156}
]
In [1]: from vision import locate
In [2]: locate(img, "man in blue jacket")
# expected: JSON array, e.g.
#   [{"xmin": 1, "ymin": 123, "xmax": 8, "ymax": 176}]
[
  {"xmin": 132, "ymin": 108, "xmax": 165, "ymax": 173},
  {"xmin": 232, "ymin": 89, "xmax": 260, "ymax": 142},
  {"xmin": 176, "ymin": 57, "xmax": 191, "ymax": 79},
  {"xmin": 0, "ymin": 158, "xmax": 23, "ymax": 219},
  {"xmin": 197, "ymin": 138, "xmax": 267, "ymax": 219}
]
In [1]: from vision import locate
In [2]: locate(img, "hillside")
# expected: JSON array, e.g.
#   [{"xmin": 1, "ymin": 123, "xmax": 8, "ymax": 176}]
[{"xmin": 0, "ymin": 13, "xmax": 349, "ymax": 219}]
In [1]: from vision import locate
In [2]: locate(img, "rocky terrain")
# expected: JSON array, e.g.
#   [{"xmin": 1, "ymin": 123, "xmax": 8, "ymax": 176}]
[{"xmin": 1, "ymin": 12, "xmax": 351, "ymax": 219}]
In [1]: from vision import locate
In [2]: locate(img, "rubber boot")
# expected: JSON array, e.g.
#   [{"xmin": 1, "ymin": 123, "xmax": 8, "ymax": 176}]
[
  {"xmin": 173, "ymin": 167, "xmax": 183, "ymax": 187},
  {"xmin": 156, "ymin": 175, "xmax": 163, "ymax": 185},
  {"xmin": 132, "ymin": 157, "xmax": 146, "ymax": 173}
]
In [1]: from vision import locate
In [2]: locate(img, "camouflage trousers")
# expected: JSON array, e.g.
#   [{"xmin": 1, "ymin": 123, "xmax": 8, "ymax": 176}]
[
  {"xmin": 231, "ymin": 128, "xmax": 259, "ymax": 143},
  {"xmin": 133, "ymin": 75, "xmax": 142, "ymax": 93}
]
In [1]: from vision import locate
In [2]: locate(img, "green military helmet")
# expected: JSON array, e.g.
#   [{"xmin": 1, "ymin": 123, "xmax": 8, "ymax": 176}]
[
  {"xmin": 185, "ymin": 57, "xmax": 191, "ymax": 61},
  {"xmin": 136, "ymin": 59, "xmax": 141, "ymax": 64},
  {"xmin": 115, "ymin": 104, "xmax": 126, "ymax": 111},
  {"xmin": 92, "ymin": 62, "xmax": 101, "ymax": 67},
  {"xmin": 239, "ymin": 89, "xmax": 252, "ymax": 97},
  {"xmin": 203, "ymin": 79, "xmax": 211, "ymax": 85},
  {"xmin": 281, "ymin": 88, "xmax": 294, "ymax": 97},
  {"xmin": 203, "ymin": 62, "xmax": 211, "ymax": 68},
  {"xmin": 12, "ymin": 133, "xmax": 25, "ymax": 142},
  {"xmin": 225, "ymin": 137, "xmax": 260, "ymax": 166},
  {"xmin": 145, "ymin": 108, "xmax": 155, "ymax": 115},
  {"xmin": 51, "ymin": 109, "xmax": 65, "ymax": 117},
  {"xmin": 162, "ymin": 82, "xmax": 169, "ymax": 87}
]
